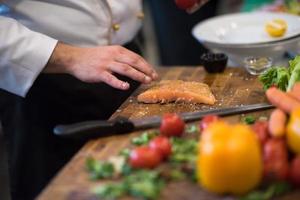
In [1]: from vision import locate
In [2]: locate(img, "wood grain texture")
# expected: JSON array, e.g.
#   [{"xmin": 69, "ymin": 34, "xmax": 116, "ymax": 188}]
[{"xmin": 37, "ymin": 67, "xmax": 300, "ymax": 200}]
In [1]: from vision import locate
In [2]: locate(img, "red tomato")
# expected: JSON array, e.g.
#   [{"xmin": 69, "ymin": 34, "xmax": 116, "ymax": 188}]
[
  {"xmin": 289, "ymin": 155, "xmax": 300, "ymax": 187},
  {"xmin": 264, "ymin": 159, "xmax": 289, "ymax": 181},
  {"xmin": 160, "ymin": 113, "xmax": 185, "ymax": 137},
  {"xmin": 264, "ymin": 139, "xmax": 288, "ymax": 162},
  {"xmin": 263, "ymin": 139, "xmax": 289, "ymax": 181},
  {"xmin": 129, "ymin": 146, "xmax": 162, "ymax": 169},
  {"xmin": 175, "ymin": 0, "xmax": 197, "ymax": 10},
  {"xmin": 149, "ymin": 136, "xmax": 172, "ymax": 159},
  {"xmin": 199, "ymin": 115, "xmax": 219, "ymax": 131},
  {"xmin": 251, "ymin": 121, "xmax": 269, "ymax": 145}
]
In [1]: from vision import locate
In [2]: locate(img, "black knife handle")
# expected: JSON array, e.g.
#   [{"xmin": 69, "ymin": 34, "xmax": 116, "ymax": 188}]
[{"xmin": 53, "ymin": 117, "xmax": 134, "ymax": 140}]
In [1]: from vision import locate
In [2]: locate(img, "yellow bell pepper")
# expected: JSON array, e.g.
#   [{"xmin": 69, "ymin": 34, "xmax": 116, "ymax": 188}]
[
  {"xmin": 197, "ymin": 121, "xmax": 263, "ymax": 195},
  {"xmin": 287, "ymin": 108, "xmax": 300, "ymax": 154}
]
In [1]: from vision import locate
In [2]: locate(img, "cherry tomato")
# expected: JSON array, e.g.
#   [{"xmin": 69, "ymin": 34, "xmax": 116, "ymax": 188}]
[
  {"xmin": 264, "ymin": 139, "xmax": 288, "ymax": 162},
  {"xmin": 289, "ymin": 155, "xmax": 300, "ymax": 187},
  {"xmin": 160, "ymin": 113, "xmax": 185, "ymax": 137},
  {"xmin": 199, "ymin": 115, "xmax": 219, "ymax": 131},
  {"xmin": 175, "ymin": 0, "xmax": 197, "ymax": 10},
  {"xmin": 251, "ymin": 121, "xmax": 269, "ymax": 145},
  {"xmin": 129, "ymin": 146, "xmax": 162, "ymax": 169},
  {"xmin": 264, "ymin": 159, "xmax": 289, "ymax": 181},
  {"xmin": 149, "ymin": 136, "xmax": 172, "ymax": 159},
  {"xmin": 263, "ymin": 139, "xmax": 289, "ymax": 181}
]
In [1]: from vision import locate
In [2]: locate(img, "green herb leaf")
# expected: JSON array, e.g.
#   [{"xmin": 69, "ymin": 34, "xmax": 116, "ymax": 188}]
[
  {"xmin": 93, "ymin": 182, "xmax": 126, "ymax": 199},
  {"xmin": 170, "ymin": 138, "xmax": 198, "ymax": 164},
  {"xmin": 85, "ymin": 157, "xmax": 115, "ymax": 180},
  {"xmin": 125, "ymin": 170, "xmax": 165, "ymax": 200},
  {"xmin": 185, "ymin": 124, "xmax": 200, "ymax": 134},
  {"xmin": 240, "ymin": 181, "xmax": 291, "ymax": 200},
  {"xmin": 259, "ymin": 66, "xmax": 289, "ymax": 91},
  {"xmin": 276, "ymin": 67, "xmax": 290, "ymax": 91},
  {"xmin": 259, "ymin": 67, "xmax": 278, "ymax": 90},
  {"xmin": 169, "ymin": 169, "xmax": 187, "ymax": 181},
  {"xmin": 259, "ymin": 56, "xmax": 300, "ymax": 92},
  {"xmin": 119, "ymin": 148, "xmax": 131, "ymax": 158},
  {"xmin": 94, "ymin": 169, "xmax": 165, "ymax": 200},
  {"xmin": 121, "ymin": 163, "xmax": 133, "ymax": 176},
  {"xmin": 131, "ymin": 131, "xmax": 158, "ymax": 146},
  {"xmin": 287, "ymin": 55, "xmax": 300, "ymax": 91},
  {"xmin": 242, "ymin": 115, "xmax": 256, "ymax": 125}
]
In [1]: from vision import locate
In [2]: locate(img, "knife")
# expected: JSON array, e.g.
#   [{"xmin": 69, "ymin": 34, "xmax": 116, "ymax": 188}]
[{"xmin": 53, "ymin": 103, "xmax": 274, "ymax": 140}]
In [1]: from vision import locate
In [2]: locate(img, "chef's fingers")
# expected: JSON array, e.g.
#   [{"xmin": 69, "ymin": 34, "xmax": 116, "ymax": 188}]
[
  {"xmin": 99, "ymin": 71, "xmax": 130, "ymax": 90},
  {"xmin": 268, "ymin": 108, "xmax": 287, "ymax": 138},
  {"xmin": 115, "ymin": 47, "xmax": 158, "ymax": 79},
  {"xmin": 266, "ymin": 87, "xmax": 300, "ymax": 113},
  {"xmin": 109, "ymin": 62, "xmax": 152, "ymax": 84},
  {"xmin": 288, "ymin": 83, "xmax": 300, "ymax": 101}
]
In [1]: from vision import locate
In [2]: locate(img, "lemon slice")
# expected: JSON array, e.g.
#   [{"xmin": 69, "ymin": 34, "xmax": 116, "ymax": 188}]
[{"xmin": 265, "ymin": 19, "xmax": 287, "ymax": 37}]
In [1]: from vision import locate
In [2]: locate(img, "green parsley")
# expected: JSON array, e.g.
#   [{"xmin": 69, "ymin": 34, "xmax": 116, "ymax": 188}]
[
  {"xmin": 119, "ymin": 148, "xmax": 131, "ymax": 159},
  {"xmin": 125, "ymin": 170, "xmax": 165, "ymax": 199},
  {"xmin": 185, "ymin": 124, "xmax": 200, "ymax": 134},
  {"xmin": 170, "ymin": 138, "xmax": 198, "ymax": 164},
  {"xmin": 242, "ymin": 115, "xmax": 256, "ymax": 125},
  {"xmin": 240, "ymin": 181, "xmax": 291, "ymax": 200},
  {"xmin": 93, "ymin": 170, "xmax": 165, "ymax": 200},
  {"xmin": 131, "ymin": 131, "xmax": 158, "ymax": 146},
  {"xmin": 93, "ymin": 182, "xmax": 125, "ymax": 199},
  {"xmin": 85, "ymin": 157, "xmax": 115, "ymax": 180}
]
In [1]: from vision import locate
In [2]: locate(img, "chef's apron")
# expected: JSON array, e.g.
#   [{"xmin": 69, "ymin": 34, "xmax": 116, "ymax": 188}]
[{"xmin": 0, "ymin": 42, "xmax": 141, "ymax": 200}]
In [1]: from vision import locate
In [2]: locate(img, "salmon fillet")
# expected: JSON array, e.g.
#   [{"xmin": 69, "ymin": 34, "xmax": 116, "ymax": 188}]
[{"xmin": 137, "ymin": 80, "xmax": 216, "ymax": 105}]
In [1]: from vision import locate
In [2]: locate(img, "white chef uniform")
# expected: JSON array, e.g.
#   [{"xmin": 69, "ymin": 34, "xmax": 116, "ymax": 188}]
[{"xmin": 0, "ymin": 0, "xmax": 143, "ymax": 97}]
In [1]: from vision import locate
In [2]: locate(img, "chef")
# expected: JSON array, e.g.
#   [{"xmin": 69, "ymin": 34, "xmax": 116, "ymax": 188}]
[{"xmin": 0, "ymin": 0, "xmax": 207, "ymax": 199}]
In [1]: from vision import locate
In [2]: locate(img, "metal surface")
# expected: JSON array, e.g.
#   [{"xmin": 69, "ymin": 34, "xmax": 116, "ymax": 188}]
[
  {"xmin": 132, "ymin": 103, "xmax": 274, "ymax": 129},
  {"xmin": 54, "ymin": 103, "xmax": 274, "ymax": 139}
]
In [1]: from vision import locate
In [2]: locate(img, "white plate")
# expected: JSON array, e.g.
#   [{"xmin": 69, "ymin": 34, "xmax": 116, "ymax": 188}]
[{"xmin": 192, "ymin": 12, "xmax": 300, "ymax": 46}]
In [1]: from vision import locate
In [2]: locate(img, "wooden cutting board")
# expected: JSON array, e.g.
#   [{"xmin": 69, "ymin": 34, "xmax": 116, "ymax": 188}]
[
  {"xmin": 37, "ymin": 67, "xmax": 300, "ymax": 200},
  {"xmin": 110, "ymin": 67, "xmax": 267, "ymax": 119}
]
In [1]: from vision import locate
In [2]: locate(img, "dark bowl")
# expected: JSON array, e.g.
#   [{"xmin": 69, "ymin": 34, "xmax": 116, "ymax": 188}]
[{"xmin": 200, "ymin": 53, "xmax": 228, "ymax": 73}]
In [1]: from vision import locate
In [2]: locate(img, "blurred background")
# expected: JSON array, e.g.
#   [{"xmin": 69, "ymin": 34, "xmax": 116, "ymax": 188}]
[
  {"xmin": 1, "ymin": 0, "xmax": 300, "ymax": 199},
  {"xmin": 144, "ymin": 0, "xmax": 300, "ymax": 67}
]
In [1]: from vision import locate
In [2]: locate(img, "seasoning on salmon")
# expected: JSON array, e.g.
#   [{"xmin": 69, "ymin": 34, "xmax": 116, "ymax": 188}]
[{"xmin": 137, "ymin": 80, "xmax": 216, "ymax": 105}]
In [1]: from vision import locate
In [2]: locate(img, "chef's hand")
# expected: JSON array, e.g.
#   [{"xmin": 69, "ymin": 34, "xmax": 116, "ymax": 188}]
[
  {"xmin": 44, "ymin": 42, "xmax": 158, "ymax": 90},
  {"xmin": 266, "ymin": 83, "xmax": 300, "ymax": 113},
  {"xmin": 266, "ymin": 84, "xmax": 300, "ymax": 137}
]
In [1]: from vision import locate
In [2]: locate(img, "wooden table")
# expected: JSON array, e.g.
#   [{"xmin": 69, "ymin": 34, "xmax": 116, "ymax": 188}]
[{"xmin": 37, "ymin": 67, "xmax": 300, "ymax": 200}]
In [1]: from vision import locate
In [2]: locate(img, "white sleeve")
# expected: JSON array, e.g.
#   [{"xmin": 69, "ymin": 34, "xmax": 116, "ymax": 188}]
[{"xmin": 0, "ymin": 16, "xmax": 58, "ymax": 97}]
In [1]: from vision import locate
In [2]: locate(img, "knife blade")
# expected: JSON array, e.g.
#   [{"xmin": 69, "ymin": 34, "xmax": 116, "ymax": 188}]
[{"xmin": 53, "ymin": 103, "xmax": 274, "ymax": 140}]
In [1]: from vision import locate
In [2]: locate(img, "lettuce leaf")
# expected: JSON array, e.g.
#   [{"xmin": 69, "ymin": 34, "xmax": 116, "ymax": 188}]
[
  {"xmin": 259, "ymin": 67, "xmax": 289, "ymax": 91},
  {"xmin": 286, "ymin": 55, "xmax": 300, "ymax": 91},
  {"xmin": 288, "ymin": 55, "xmax": 300, "ymax": 73},
  {"xmin": 275, "ymin": 67, "xmax": 290, "ymax": 91},
  {"xmin": 287, "ymin": 61, "xmax": 300, "ymax": 91},
  {"xmin": 259, "ymin": 55, "xmax": 300, "ymax": 91}
]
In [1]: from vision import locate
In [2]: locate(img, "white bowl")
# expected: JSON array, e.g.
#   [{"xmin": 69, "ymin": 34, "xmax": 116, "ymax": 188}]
[
  {"xmin": 207, "ymin": 36, "xmax": 300, "ymax": 65},
  {"xmin": 192, "ymin": 12, "xmax": 300, "ymax": 65},
  {"xmin": 192, "ymin": 12, "xmax": 300, "ymax": 45}
]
